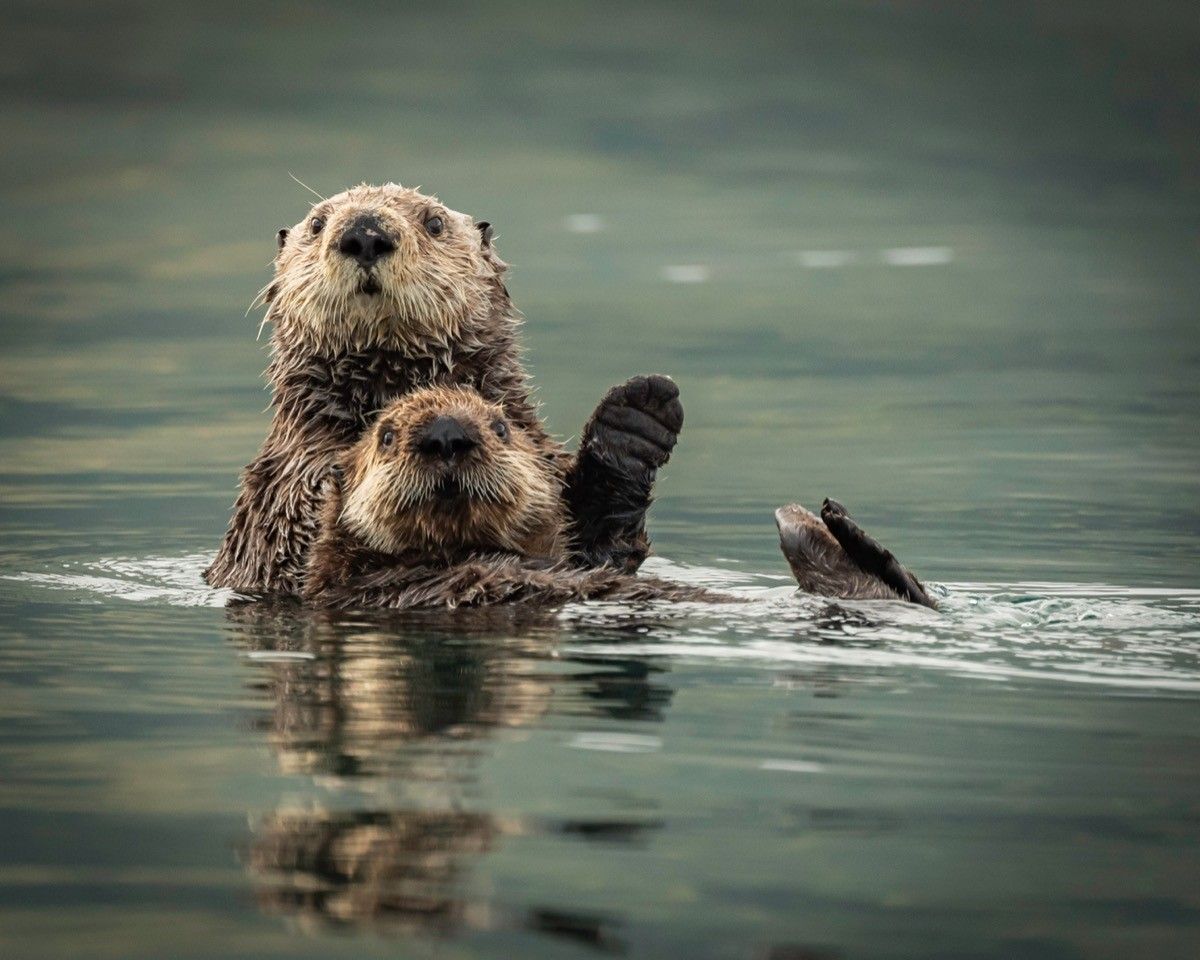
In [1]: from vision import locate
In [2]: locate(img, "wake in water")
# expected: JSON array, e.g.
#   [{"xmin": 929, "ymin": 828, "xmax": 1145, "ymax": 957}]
[
  {"xmin": 4, "ymin": 553, "xmax": 235, "ymax": 608},
  {"xmin": 4, "ymin": 554, "xmax": 1199, "ymax": 693}
]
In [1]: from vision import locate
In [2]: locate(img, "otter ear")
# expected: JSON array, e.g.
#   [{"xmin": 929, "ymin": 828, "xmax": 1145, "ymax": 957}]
[
  {"xmin": 276, "ymin": 228, "xmax": 289, "ymax": 249},
  {"xmin": 477, "ymin": 221, "xmax": 494, "ymax": 247}
]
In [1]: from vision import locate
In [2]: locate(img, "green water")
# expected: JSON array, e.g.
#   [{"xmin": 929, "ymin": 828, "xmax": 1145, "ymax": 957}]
[{"xmin": 1, "ymin": 2, "xmax": 1198, "ymax": 958}]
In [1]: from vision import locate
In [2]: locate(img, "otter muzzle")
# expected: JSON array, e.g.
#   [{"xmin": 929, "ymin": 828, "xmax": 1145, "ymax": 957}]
[
  {"xmin": 417, "ymin": 416, "xmax": 478, "ymax": 461},
  {"xmin": 337, "ymin": 215, "xmax": 396, "ymax": 269}
]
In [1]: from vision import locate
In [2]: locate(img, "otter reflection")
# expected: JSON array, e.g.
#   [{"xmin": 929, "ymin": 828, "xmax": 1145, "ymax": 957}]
[
  {"xmin": 249, "ymin": 807, "xmax": 498, "ymax": 934},
  {"xmin": 227, "ymin": 603, "xmax": 672, "ymax": 938},
  {"xmin": 236, "ymin": 613, "xmax": 553, "ymax": 778}
]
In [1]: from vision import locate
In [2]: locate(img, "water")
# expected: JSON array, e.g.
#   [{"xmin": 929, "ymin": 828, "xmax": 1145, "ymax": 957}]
[{"xmin": 2, "ymin": 2, "xmax": 1199, "ymax": 957}]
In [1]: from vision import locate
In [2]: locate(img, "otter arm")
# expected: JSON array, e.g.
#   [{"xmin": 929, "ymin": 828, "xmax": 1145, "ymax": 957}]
[
  {"xmin": 204, "ymin": 403, "xmax": 352, "ymax": 596},
  {"xmin": 204, "ymin": 445, "xmax": 333, "ymax": 595},
  {"xmin": 563, "ymin": 375, "xmax": 683, "ymax": 573},
  {"xmin": 819, "ymin": 498, "xmax": 938, "ymax": 609},
  {"xmin": 308, "ymin": 555, "xmax": 722, "ymax": 609}
]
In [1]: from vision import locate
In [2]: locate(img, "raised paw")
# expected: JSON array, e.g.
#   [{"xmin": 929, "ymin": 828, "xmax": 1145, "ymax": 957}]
[{"xmin": 582, "ymin": 374, "xmax": 683, "ymax": 474}]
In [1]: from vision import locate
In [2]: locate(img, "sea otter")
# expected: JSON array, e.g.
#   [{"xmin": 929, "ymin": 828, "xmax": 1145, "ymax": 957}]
[
  {"xmin": 303, "ymin": 386, "xmax": 937, "ymax": 610},
  {"xmin": 204, "ymin": 182, "xmax": 683, "ymax": 596}
]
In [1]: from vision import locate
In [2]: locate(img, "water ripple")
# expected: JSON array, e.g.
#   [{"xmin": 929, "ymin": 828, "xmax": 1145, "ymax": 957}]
[{"xmin": 4, "ymin": 553, "xmax": 1198, "ymax": 695}]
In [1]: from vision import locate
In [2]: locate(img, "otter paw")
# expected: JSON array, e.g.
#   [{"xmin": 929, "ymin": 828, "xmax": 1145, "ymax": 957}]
[
  {"xmin": 820, "ymin": 498, "xmax": 938, "ymax": 609},
  {"xmin": 820, "ymin": 497, "xmax": 893, "ymax": 572},
  {"xmin": 582, "ymin": 375, "xmax": 683, "ymax": 474}
]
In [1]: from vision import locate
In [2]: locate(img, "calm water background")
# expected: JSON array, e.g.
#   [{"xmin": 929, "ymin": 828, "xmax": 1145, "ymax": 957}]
[{"xmin": 2, "ymin": 2, "xmax": 1199, "ymax": 958}]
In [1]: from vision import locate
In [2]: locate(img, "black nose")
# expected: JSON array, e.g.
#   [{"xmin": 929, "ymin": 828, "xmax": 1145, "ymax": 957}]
[
  {"xmin": 417, "ymin": 416, "xmax": 477, "ymax": 460},
  {"xmin": 337, "ymin": 215, "xmax": 396, "ymax": 268}
]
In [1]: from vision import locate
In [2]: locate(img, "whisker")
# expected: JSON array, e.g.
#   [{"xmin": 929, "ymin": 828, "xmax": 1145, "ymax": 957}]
[
  {"xmin": 288, "ymin": 171, "xmax": 327, "ymax": 202},
  {"xmin": 246, "ymin": 278, "xmax": 274, "ymax": 318}
]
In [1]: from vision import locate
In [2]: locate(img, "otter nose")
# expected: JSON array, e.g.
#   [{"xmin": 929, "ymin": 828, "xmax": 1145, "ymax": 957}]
[
  {"xmin": 417, "ymin": 416, "xmax": 477, "ymax": 460},
  {"xmin": 337, "ymin": 215, "xmax": 396, "ymax": 268}
]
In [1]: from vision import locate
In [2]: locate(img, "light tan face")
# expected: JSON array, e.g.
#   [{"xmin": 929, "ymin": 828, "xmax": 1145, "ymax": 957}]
[
  {"xmin": 265, "ymin": 183, "xmax": 506, "ymax": 354},
  {"xmin": 338, "ymin": 386, "xmax": 563, "ymax": 559}
]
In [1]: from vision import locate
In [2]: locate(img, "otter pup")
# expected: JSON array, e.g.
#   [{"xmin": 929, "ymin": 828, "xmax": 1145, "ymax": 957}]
[
  {"xmin": 303, "ymin": 386, "xmax": 711, "ymax": 607},
  {"xmin": 205, "ymin": 183, "xmax": 682, "ymax": 596},
  {"xmin": 304, "ymin": 386, "xmax": 936, "ymax": 610}
]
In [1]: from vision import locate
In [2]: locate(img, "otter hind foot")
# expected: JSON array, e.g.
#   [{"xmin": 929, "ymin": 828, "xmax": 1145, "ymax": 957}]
[
  {"xmin": 818, "ymin": 499, "xmax": 937, "ymax": 609},
  {"xmin": 774, "ymin": 501, "xmax": 937, "ymax": 609}
]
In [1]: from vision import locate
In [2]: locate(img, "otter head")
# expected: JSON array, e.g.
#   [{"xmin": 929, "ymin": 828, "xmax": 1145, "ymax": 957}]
[
  {"xmin": 335, "ymin": 386, "xmax": 564, "ymax": 560},
  {"xmin": 266, "ymin": 183, "xmax": 508, "ymax": 355}
]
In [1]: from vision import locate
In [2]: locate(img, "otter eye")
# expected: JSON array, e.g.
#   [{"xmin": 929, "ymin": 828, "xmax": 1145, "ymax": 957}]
[
  {"xmin": 380, "ymin": 428, "xmax": 395, "ymax": 448},
  {"xmin": 310, "ymin": 216, "xmax": 324, "ymax": 235},
  {"xmin": 424, "ymin": 216, "xmax": 444, "ymax": 237},
  {"xmin": 490, "ymin": 419, "xmax": 509, "ymax": 441}
]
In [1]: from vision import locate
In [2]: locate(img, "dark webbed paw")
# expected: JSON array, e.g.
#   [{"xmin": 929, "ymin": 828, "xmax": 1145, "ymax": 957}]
[
  {"xmin": 820, "ymin": 498, "xmax": 938, "ymax": 609},
  {"xmin": 566, "ymin": 375, "xmax": 683, "ymax": 572},
  {"xmin": 581, "ymin": 375, "xmax": 683, "ymax": 476}
]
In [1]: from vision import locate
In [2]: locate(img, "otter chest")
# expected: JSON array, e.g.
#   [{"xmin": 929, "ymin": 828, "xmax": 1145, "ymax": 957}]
[{"xmin": 311, "ymin": 349, "xmax": 497, "ymax": 433}]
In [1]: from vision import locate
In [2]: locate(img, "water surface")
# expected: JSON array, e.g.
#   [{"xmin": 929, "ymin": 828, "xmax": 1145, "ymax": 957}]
[{"xmin": 1, "ymin": 2, "xmax": 1198, "ymax": 958}]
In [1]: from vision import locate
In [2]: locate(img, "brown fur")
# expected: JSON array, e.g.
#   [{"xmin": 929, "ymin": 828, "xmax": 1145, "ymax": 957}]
[
  {"xmin": 775, "ymin": 502, "xmax": 937, "ymax": 607},
  {"xmin": 775, "ymin": 504, "xmax": 903, "ymax": 600},
  {"xmin": 303, "ymin": 388, "xmax": 718, "ymax": 609},
  {"xmin": 303, "ymin": 387, "xmax": 936, "ymax": 610},
  {"xmin": 205, "ymin": 183, "xmax": 557, "ymax": 595},
  {"xmin": 304, "ymin": 385, "xmax": 564, "ymax": 593},
  {"xmin": 205, "ymin": 183, "xmax": 668, "ymax": 596}
]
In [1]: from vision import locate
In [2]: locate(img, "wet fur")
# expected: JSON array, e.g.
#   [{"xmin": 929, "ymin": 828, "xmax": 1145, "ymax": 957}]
[
  {"xmin": 303, "ymin": 388, "xmax": 716, "ymax": 609},
  {"xmin": 775, "ymin": 504, "xmax": 902, "ymax": 600},
  {"xmin": 565, "ymin": 375, "xmax": 684, "ymax": 573},
  {"xmin": 303, "ymin": 387, "xmax": 932, "ymax": 610},
  {"xmin": 335, "ymin": 386, "xmax": 564, "ymax": 559},
  {"xmin": 775, "ymin": 502, "xmax": 937, "ymax": 608},
  {"xmin": 308, "ymin": 553, "xmax": 716, "ymax": 610},
  {"xmin": 204, "ymin": 183, "xmax": 671, "ymax": 595}
]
